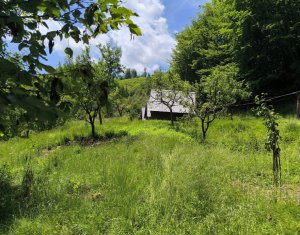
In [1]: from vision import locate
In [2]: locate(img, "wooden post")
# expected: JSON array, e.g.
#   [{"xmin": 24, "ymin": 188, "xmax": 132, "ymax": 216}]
[{"xmin": 297, "ymin": 93, "xmax": 300, "ymax": 119}]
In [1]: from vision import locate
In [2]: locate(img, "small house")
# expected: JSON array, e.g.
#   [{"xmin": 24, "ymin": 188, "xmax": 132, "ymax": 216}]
[{"xmin": 142, "ymin": 89, "xmax": 196, "ymax": 120}]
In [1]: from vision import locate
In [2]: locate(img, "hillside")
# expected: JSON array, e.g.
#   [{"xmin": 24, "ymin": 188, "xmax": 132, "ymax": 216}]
[
  {"xmin": 1, "ymin": 117, "xmax": 300, "ymax": 234},
  {"xmin": 117, "ymin": 77, "xmax": 148, "ymax": 93}
]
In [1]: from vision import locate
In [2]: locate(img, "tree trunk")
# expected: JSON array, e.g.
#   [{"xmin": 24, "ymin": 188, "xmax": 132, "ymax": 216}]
[
  {"xmin": 98, "ymin": 108, "xmax": 103, "ymax": 125},
  {"xmin": 201, "ymin": 119, "xmax": 206, "ymax": 141},
  {"xmin": 26, "ymin": 130, "xmax": 30, "ymax": 138},
  {"xmin": 117, "ymin": 106, "xmax": 123, "ymax": 117},
  {"xmin": 297, "ymin": 93, "xmax": 300, "ymax": 119},
  {"xmin": 170, "ymin": 109, "xmax": 174, "ymax": 126},
  {"xmin": 91, "ymin": 121, "xmax": 95, "ymax": 138},
  {"xmin": 88, "ymin": 114, "xmax": 96, "ymax": 138},
  {"xmin": 273, "ymin": 147, "xmax": 281, "ymax": 187}
]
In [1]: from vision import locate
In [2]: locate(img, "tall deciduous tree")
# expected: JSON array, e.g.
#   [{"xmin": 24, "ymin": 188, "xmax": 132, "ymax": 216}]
[
  {"xmin": 172, "ymin": 0, "xmax": 235, "ymax": 83},
  {"xmin": 234, "ymin": 0, "xmax": 300, "ymax": 95}
]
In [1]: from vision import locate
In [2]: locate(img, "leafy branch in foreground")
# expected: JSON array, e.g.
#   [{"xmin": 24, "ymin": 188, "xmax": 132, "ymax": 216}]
[{"xmin": 255, "ymin": 94, "xmax": 281, "ymax": 187}]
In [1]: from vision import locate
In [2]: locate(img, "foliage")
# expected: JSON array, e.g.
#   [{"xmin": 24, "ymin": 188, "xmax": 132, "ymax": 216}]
[
  {"xmin": 0, "ymin": 165, "xmax": 13, "ymax": 221},
  {"xmin": 255, "ymin": 94, "xmax": 281, "ymax": 187},
  {"xmin": 113, "ymin": 77, "xmax": 149, "ymax": 120},
  {"xmin": 124, "ymin": 68, "xmax": 132, "ymax": 79},
  {"xmin": 234, "ymin": 0, "xmax": 300, "ymax": 95},
  {"xmin": 124, "ymin": 68, "xmax": 138, "ymax": 79},
  {"xmin": 98, "ymin": 43, "xmax": 123, "ymax": 87},
  {"xmin": 0, "ymin": 0, "xmax": 141, "ymax": 137},
  {"xmin": 66, "ymin": 47, "xmax": 108, "ymax": 138},
  {"xmin": 131, "ymin": 69, "xmax": 138, "ymax": 78},
  {"xmin": 110, "ymin": 85, "xmax": 130, "ymax": 117},
  {"xmin": 186, "ymin": 64, "xmax": 250, "ymax": 141},
  {"xmin": 172, "ymin": 0, "xmax": 235, "ymax": 83},
  {"xmin": 172, "ymin": 0, "xmax": 300, "ymax": 95}
]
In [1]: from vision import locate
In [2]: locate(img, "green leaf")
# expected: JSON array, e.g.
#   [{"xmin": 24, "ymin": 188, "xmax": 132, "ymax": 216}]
[
  {"xmin": 64, "ymin": 47, "xmax": 73, "ymax": 57},
  {"xmin": 73, "ymin": 9, "xmax": 81, "ymax": 18},
  {"xmin": 42, "ymin": 63, "xmax": 55, "ymax": 73},
  {"xmin": 26, "ymin": 22, "xmax": 37, "ymax": 30},
  {"xmin": 18, "ymin": 42, "xmax": 28, "ymax": 51},
  {"xmin": 48, "ymin": 40, "xmax": 54, "ymax": 54},
  {"xmin": 50, "ymin": 8, "xmax": 61, "ymax": 17},
  {"xmin": 129, "ymin": 24, "xmax": 142, "ymax": 36},
  {"xmin": 82, "ymin": 34, "xmax": 89, "ymax": 44}
]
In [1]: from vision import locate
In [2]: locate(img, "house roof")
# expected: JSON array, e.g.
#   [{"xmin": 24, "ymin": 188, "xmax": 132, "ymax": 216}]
[{"xmin": 146, "ymin": 89, "xmax": 195, "ymax": 117}]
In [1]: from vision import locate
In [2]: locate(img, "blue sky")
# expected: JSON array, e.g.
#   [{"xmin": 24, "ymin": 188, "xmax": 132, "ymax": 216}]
[{"xmin": 8, "ymin": 0, "xmax": 209, "ymax": 74}]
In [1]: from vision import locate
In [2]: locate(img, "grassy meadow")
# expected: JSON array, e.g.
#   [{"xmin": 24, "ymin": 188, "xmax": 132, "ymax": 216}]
[{"xmin": 0, "ymin": 116, "xmax": 300, "ymax": 234}]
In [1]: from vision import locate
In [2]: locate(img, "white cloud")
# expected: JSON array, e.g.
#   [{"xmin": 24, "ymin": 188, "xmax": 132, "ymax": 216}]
[
  {"xmin": 44, "ymin": 0, "xmax": 176, "ymax": 74},
  {"xmin": 110, "ymin": 0, "xmax": 176, "ymax": 73}
]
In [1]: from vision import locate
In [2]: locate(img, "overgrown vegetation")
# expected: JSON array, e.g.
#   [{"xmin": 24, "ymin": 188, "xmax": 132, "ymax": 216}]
[
  {"xmin": 1, "ymin": 0, "xmax": 299, "ymax": 233},
  {"xmin": 0, "ymin": 118, "xmax": 299, "ymax": 234}
]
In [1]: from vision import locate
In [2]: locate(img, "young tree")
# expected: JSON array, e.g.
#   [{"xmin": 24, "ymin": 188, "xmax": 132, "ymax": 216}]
[
  {"xmin": 110, "ymin": 85, "xmax": 130, "ymax": 117},
  {"xmin": 186, "ymin": 64, "xmax": 250, "ymax": 141},
  {"xmin": 150, "ymin": 71, "xmax": 185, "ymax": 126},
  {"xmin": 67, "ymin": 47, "xmax": 108, "ymax": 138},
  {"xmin": 255, "ymin": 95, "xmax": 281, "ymax": 187}
]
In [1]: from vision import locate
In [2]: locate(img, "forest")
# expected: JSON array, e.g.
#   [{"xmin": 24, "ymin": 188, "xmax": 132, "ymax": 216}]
[{"xmin": 0, "ymin": 0, "xmax": 300, "ymax": 234}]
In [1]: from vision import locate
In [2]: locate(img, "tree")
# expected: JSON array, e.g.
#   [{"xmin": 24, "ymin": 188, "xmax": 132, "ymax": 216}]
[
  {"xmin": 234, "ymin": 0, "xmax": 300, "ymax": 95},
  {"xmin": 93, "ymin": 60, "xmax": 109, "ymax": 125},
  {"xmin": 255, "ymin": 95, "xmax": 281, "ymax": 187},
  {"xmin": 149, "ymin": 71, "xmax": 185, "ymax": 126},
  {"xmin": 186, "ymin": 64, "xmax": 250, "ymax": 141},
  {"xmin": 172, "ymin": 0, "xmax": 235, "ymax": 83},
  {"xmin": 124, "ymin": 68, "xmax": 131, "ymax": 79},
  {"xmin": 110, "ymin": 85, "xmax": 130, "ymax": 117},
  {"xmin": 131, "ymin": 69, "xmax": 137, "ymax": 78},
  {"xmin": 0, "ymin": 0, "xmax": 141, "ymax": 137},
  {"xmin": 98, "ymin": 43, "xmax": 123, "ymax": 87},
  {"xmin": 66, "ymin": 47, "xmax": 108, "ymax": 138},
  {"xmin": 142, "ymin": 68, "xmax": 147, "ymax": 78}
]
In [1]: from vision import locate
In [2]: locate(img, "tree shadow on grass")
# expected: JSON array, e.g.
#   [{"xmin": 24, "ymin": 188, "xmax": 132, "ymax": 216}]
[{"xmin": 0, "ymin": 166, "xmax": 36, "ymax": 233}]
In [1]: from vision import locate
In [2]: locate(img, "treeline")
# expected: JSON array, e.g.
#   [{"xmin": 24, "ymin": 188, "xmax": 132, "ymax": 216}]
[
  {"xmin": 172, "ymin": 0, "xmax": 300, "ymax": 96},
  {"xmin": 124, "ymin": 68, "xmax": 150, "ymax": 79}
]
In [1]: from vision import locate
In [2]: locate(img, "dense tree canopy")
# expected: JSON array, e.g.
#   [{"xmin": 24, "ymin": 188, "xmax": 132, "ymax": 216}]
[
  {"xmin": 172, "ymin": 0, "xmax": 300, "ymax": 95},
  {"xmin": 172, "ymin": 0, "xmax": 235, "ymax": 83},
  {"xmin": 235, "ymin": 0, "xmax": 300, "ymax": 95}
]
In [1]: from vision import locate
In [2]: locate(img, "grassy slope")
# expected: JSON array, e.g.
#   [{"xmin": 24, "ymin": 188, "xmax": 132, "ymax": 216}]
[
  {"xmin": 117, "ymin": 77, "xmax": 147, "ymax": 93},
  {"xmin": 0, "ymin": 117, "xmax": 300, "ymax": 234}
]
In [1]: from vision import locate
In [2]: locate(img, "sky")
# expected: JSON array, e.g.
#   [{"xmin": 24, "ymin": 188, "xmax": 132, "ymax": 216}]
[{"xmin": 9, "ymin": 0, "xmax": 210, "ymax": 74}]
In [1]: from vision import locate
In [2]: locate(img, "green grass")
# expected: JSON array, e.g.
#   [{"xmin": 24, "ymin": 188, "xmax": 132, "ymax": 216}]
[
  {"xmin": 117, "ymin": 77, "xmax": 147, "ymax": 93},
  {"xmin": 0, "ymin": 116, "xmax": 300, "ymax": 234}
]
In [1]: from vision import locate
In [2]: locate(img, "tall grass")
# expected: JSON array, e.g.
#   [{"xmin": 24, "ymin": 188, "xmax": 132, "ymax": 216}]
[{"xmin": 0, "ymin": 117, "xmax": 299, "ymax": 234}]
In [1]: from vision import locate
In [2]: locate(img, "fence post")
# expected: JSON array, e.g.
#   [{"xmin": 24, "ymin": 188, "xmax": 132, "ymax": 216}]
[{"xmin": 297, "ymin": 93, "xmax": 300, "ymax": 119}]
